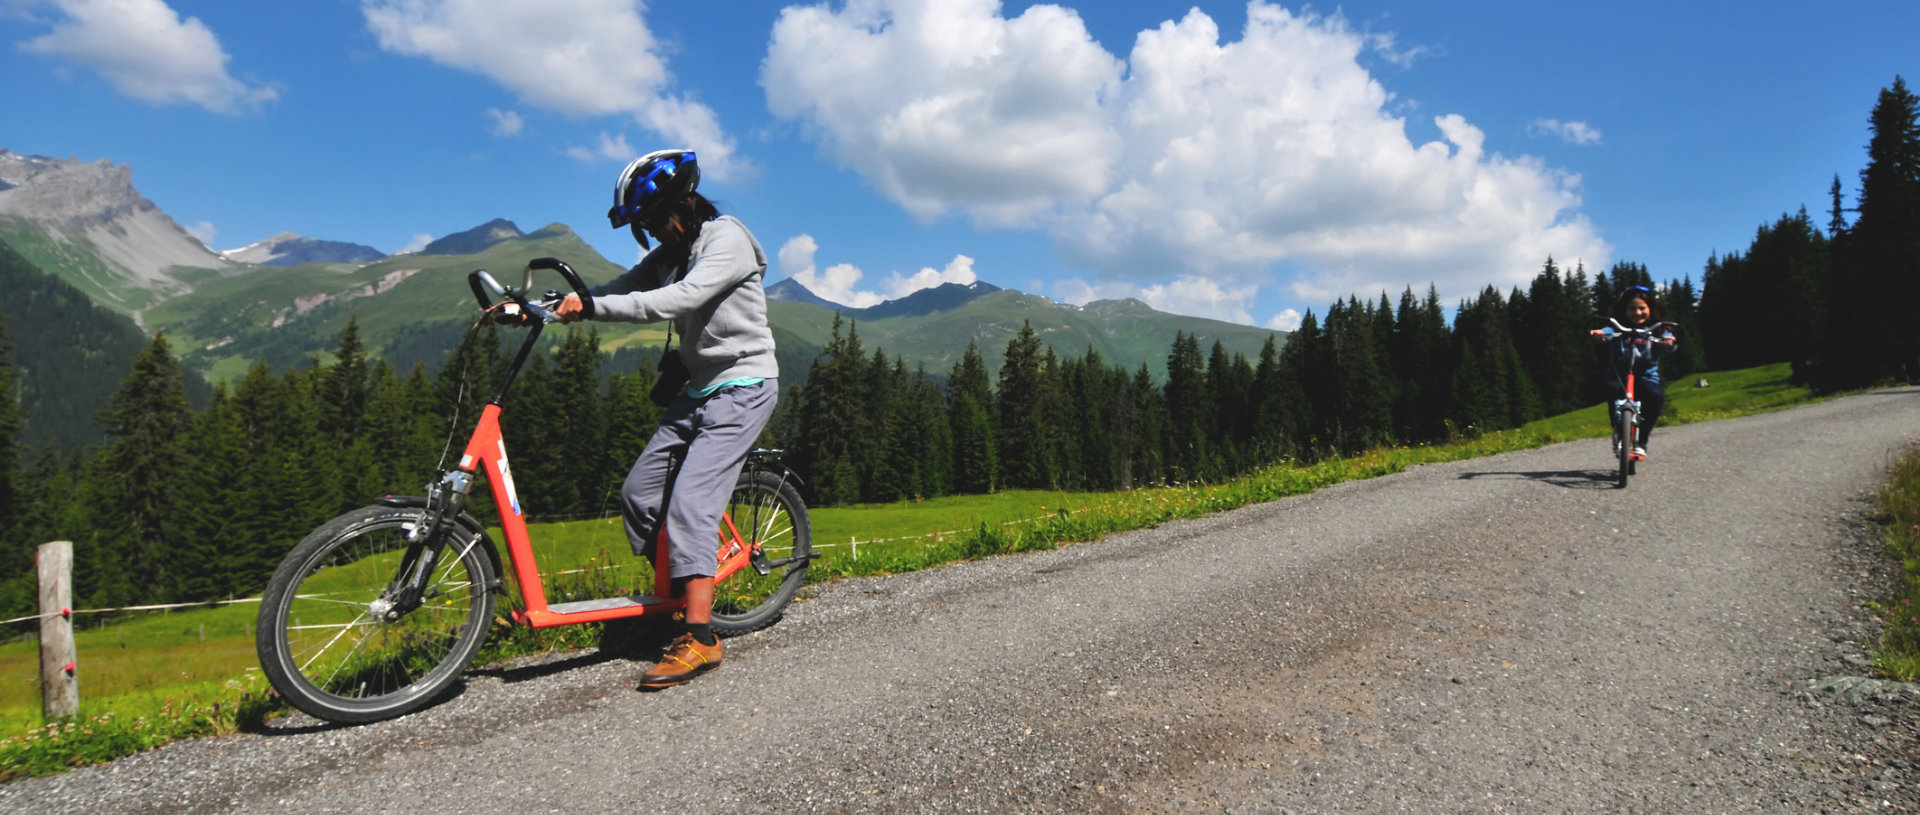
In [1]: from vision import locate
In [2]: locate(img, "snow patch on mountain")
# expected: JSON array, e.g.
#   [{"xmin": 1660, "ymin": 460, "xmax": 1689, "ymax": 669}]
[{"xmin": 222, "ymin": 232, "xmax": 386, "ymax": 266}]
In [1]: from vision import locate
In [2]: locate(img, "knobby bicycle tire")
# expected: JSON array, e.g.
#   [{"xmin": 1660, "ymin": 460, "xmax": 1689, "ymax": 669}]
[
  {"xmin": 710, "ymin": 469, "xmax": 813, "ymax": 636},
  {"xmin": 1616, "ymin": 408, "xmax": 1636, "ymax": 489},
  {"xmin": 255, "ymin": 505, "xmax": 498, "ymax": 724}
]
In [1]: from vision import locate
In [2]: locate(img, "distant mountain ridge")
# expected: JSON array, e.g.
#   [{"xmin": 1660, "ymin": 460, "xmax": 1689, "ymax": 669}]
[
  {"xmin": 763, "ymin": 278, "xmax": 1278, "ymax": 380},
  {"xmin": 852, "ymin": 280, "xmax": 1002, "ymax": 320},
  {"xmin": 765, "ymin": 278, "xmax": 1005, "ymax": 319},
  {"xmin": 420, "ymin": 218, "xmax": 524, "ymax": 256},
  {"xmin": 765, "ymin": 276, "xmax": 838, "ymax": 308},
  {"xmin": 222, "ymin": 232, "xmax": 387, "ymax": 266},
  {"xmin": 0, "ymin": 146, "xmax": 1285, "ymax": 393}
]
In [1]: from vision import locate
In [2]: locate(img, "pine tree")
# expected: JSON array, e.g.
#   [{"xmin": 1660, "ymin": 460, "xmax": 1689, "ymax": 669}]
[
  {"xmin": 1591, "ymin": 268, "xmax": 1615, "ymax": 322},
  {"xmin": 1128, "ymin": 364, "xmax": 1166, "ymax": 487},
  {"xmin": 859, "ymin": 348, "xmax": 900, "ymax": 501},
  {"xmin": 873, "ymin": 356, "xmax": 918, "ymax": 502},
  {"xmin": 1515, "ymin": 259, "xmax": 1589, "ymax": 416},
  {"xmin": 434, "ymin": 324, "xmax": 504, "ymax": 452},
  {"xmin": 996, "ymin": 322, "xmax": 1052, "ymax": 490},
  {"xmin": 349, "ymin": 360, "xmax": 443, "ymax": 502},
  {"xmin": 173, "ymin": 386, "xmax": 247, "ymax": 600},
  {"xmin": 2, "ymin": 447, "xmax": 79, "ymax": 614},
  {"xmin": 948, "ymin": 340, "xmax": 997, "ymax": 494},
  {"xmin": 1162, "ymin": 331, "xmax": 1208, "ymax": 482},
  {"xmin": 500, "ymin": 344, "xmax": 558, "ymax": 517},
  {"xmin": 547, "ymin": 328, "xmax": 608, "ymax": 517},
  {"xmin": 602, "ymin": 367, "xmax": 661, "ymax": 515},
  {"xmin": 1659, "ymin": 277, "xmax": 1708, "ymax": 382},
  {"xmin": 1039, "ymin": 348, "xmax": 1082, "ymax": 490},
  {"xmin": 1249, "ymin": 334, "xmax": 1288, "ymax": 464},
  {"xmin": 1699, "ymin": 213, "xmax": 1826, "ymax": 371},
  {"xmin": 796, "ymin": 315, "xmax": 867, "ymax": 505},
  {"xmin": 1448, "ymin": 289, "xmax": 1539, "ymax": 433},
  {"xmin": 0, "ymin": 318, "xmax": 22, "ymax": 591},
  {"xmin": 1061, "ymin": 348, "xmax": 1124, "ymax": 490},
  {"xmin": 1824, "ymin": 75, "xmax": 1920, "ymax": 386},
  {"xmin": 1326, "ymin": 297, "xmax": 1392, "ymax": 452},
  {"xmin": 1286, "ymin": 312, "xmax": 1328, "ymax": 457},
  {"xmin": 1829, "ymin": 174, "xmax": 1851, "ymax": 237},
  {"xmin": 318, "ymin": 318, "xmax": 370, "ymax": 445},
  {"xmin": 86, "ymin": 333, "xmax": 193, "ymax": 605},
  {"xmin": 909, "ymin": 363, "xmax": 954, "ymax": 498},
  {"xmin": 1414, "ymin": 287, "xmax": 1453, "ymax": 440},
  {"xmin": 1388, "ymin": 286, "xmax": 1452, "ymax": 443},
  {"xmin": 1205, "ymin": 340, "xmax": 1255, "ymax": 475},
  {"xmin": 223, "ymin": 364, "xmax": 329, "ymax": 595}
]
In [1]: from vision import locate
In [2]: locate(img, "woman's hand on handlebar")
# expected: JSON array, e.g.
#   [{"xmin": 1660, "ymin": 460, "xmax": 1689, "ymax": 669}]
[{"xmin": 556, "ymin": 293, "xmax": 588, "ymax": 324}]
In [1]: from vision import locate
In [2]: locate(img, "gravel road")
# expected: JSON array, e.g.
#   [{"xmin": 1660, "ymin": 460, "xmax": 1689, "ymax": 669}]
[{"xmin": 6, "ymin": 388, "xmax": 1920, "ymax": 814}]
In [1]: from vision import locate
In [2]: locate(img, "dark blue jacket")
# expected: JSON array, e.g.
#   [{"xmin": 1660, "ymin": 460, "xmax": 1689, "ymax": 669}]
[{"xmin": 1598, "ymin": 325, "xmax": 1676, "ymax": 384}]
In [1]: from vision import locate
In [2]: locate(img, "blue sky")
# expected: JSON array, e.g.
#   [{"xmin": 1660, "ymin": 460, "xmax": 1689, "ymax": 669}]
[{"xmin": 3, "ymin": 1, "xmax": 1914, "ymax": 331}]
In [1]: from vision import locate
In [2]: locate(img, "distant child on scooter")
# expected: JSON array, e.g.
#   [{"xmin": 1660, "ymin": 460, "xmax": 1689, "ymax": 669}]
[{"xmin": 1589, "ymin": 285, "xmax": 1677, "ymax": 460}]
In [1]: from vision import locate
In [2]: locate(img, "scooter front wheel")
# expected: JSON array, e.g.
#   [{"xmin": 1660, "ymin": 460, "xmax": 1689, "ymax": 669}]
[
  {"xmin": 255, "ymin": 506, "xmax": 498, "ymax": 724},
  {"xmin": 1615, "ymin": 409, "xmax": 1636, "ymax": 489}
]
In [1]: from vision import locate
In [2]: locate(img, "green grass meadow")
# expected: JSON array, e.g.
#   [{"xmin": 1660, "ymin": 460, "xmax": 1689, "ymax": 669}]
[
  {"xmin": 3, "ymin": 362, "xmax": 1868, "ymax": 779},
  {"xmin": 1867, "ymin": 442, "xmax": 1920, "ymax": 681}
]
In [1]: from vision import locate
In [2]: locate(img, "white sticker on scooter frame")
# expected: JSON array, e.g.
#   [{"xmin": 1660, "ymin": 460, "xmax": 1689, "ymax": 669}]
[{"xmin": 495, "ymin": 440, "xmax": 521, "ymax": 517}]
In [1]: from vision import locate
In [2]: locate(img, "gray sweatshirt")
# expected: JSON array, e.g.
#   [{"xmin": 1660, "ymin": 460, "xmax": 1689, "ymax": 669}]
[{"xmin": 586, "ymin": 215, "xmax": 779, "ymax": 391}]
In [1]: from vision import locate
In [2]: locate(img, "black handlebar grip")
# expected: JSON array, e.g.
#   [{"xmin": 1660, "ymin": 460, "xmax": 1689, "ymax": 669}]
[
  {"xmin": 527, "ymin": 257, "xmax": 594, "ymax": 319},
  {"xmin": 468, "ymin": 269, "xmax": 498, "ymax": 311}
]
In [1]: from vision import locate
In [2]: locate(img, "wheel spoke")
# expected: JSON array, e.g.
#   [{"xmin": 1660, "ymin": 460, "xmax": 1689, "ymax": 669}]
[{"xmin": 259, "ymin": 507, "xmax": 497, "ymax": 722}]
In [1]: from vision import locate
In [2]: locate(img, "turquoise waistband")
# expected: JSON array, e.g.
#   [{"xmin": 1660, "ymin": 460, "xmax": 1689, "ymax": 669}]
[{"xmin": 689, "ymin": 376, "xmax": 766, "ymax": 398}]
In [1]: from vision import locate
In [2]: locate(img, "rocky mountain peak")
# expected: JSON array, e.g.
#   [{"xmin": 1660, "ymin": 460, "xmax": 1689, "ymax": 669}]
[
  {"xmin": 0, "ymin": 149, "xmax": 145, "ymax": 227},
  {"xmin": 0, "ymin": 147, "xmax": 232, "ymax": 304},
  {"xmin": 420, "ymin": 218, "xmax": 524, "ymax": 256}
]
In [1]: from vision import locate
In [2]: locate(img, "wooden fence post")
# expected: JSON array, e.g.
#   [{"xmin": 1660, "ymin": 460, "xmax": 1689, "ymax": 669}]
[{"xmin": 37, "ymin": 541, "xmax": 77, "ymax": 720}]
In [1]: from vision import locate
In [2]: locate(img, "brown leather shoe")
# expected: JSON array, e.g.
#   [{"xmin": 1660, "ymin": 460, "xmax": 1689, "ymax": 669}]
[{"xmin": 639, "ymin": 633, "xmax": 722, "ymax": 689}]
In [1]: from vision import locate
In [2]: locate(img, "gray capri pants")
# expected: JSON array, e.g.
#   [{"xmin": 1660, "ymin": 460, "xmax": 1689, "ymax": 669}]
[{"xmin": 621, "ymin": 379, "xmax": 779, "ymax": 579}]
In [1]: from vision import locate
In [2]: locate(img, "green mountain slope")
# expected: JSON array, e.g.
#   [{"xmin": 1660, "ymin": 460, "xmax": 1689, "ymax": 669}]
[
  {"xmin": 770, "ymin": 290, "xmax": 1280, "ymax": 380},
  {"xmin": 0, "ymin": 239, "xmax": 209, "ymax": 453},
  {"xmin": 140, "ymin": 224, "xmax": 649, "ymax": 381},
  {"xmin": 0, "ymin": 215, "xmax": 234, "ymax": 315},
  {"xmin": 25, "ymin": 215, "xmax": 1281, "ymax": 388}
]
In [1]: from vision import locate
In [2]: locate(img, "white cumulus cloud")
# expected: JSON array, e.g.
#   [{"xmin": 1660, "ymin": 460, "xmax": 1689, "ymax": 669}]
[
  {"xmin": 764, "ymin": 0, "xmax": 1609, "ymax": 314},
  {"xmin": 777, "ymin": 234, "xmax": 980, "ymax": 309},
  {"xmin": 395, "ymin": 233, "xmax": 435, "ymax": 254},
  {"xmin": 763, "ymin": 0, "xmax": 1125, "ymax": 225},
  {"xmin": 564, "ymin": 131, "xmax": 634, "ymax": 164},
  {"xmin": 486, "ymin": 108, "xmax": 524, "ymax": 138},
  {"xmin": 778, "ymin": 234, "xmax": 879, "ymax": 308},
  {"xmin": 1530, "ymin": 118, "xmax": 1602, "ymax": 145},
  {"xmin": 876, "ymin": 254, "xmax": 978, "ymax": 300},
  {"xmin": 1267, "ymin": 308, "xmax": 1301, "ymax": 332},
  {"xmin": 15, "ymin": 0, "xmax": 278, "ymax": 113},
  {"xmin": 362, "ymin": 0, "xmax": 747, "ymax": 179}
]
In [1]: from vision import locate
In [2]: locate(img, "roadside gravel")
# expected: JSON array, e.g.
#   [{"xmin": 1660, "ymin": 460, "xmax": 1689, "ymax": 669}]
[{"xmin": 4, "ymin": 387, "xmax": 1918, "ymax": 814}]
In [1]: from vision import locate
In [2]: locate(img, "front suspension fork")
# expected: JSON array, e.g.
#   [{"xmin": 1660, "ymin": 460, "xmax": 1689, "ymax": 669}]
[{"xmin": 382, "ymin": 469, "xmax": 477, "ymax": 620}]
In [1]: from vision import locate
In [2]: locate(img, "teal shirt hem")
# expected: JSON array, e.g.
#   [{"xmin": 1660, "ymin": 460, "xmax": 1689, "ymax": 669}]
[{"xmin": 688, "ymin": 376, "xmax": 766, "ymax": 398}]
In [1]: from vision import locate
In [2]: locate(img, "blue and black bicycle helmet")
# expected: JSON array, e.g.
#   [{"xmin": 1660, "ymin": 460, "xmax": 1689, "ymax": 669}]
[
  {"xmin": 1614, "ymin": 284, "xmax": 1663, "ymax": 321},
  {"xmin": 608, "ymin": 149, "xmax": 699, "ymax": 248}
]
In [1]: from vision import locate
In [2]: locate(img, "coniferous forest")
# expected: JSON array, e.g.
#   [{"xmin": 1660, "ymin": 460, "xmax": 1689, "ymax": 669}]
[{"xmin": 0, "ymin": 76, "xmax": 1915, "ymax": 618}]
